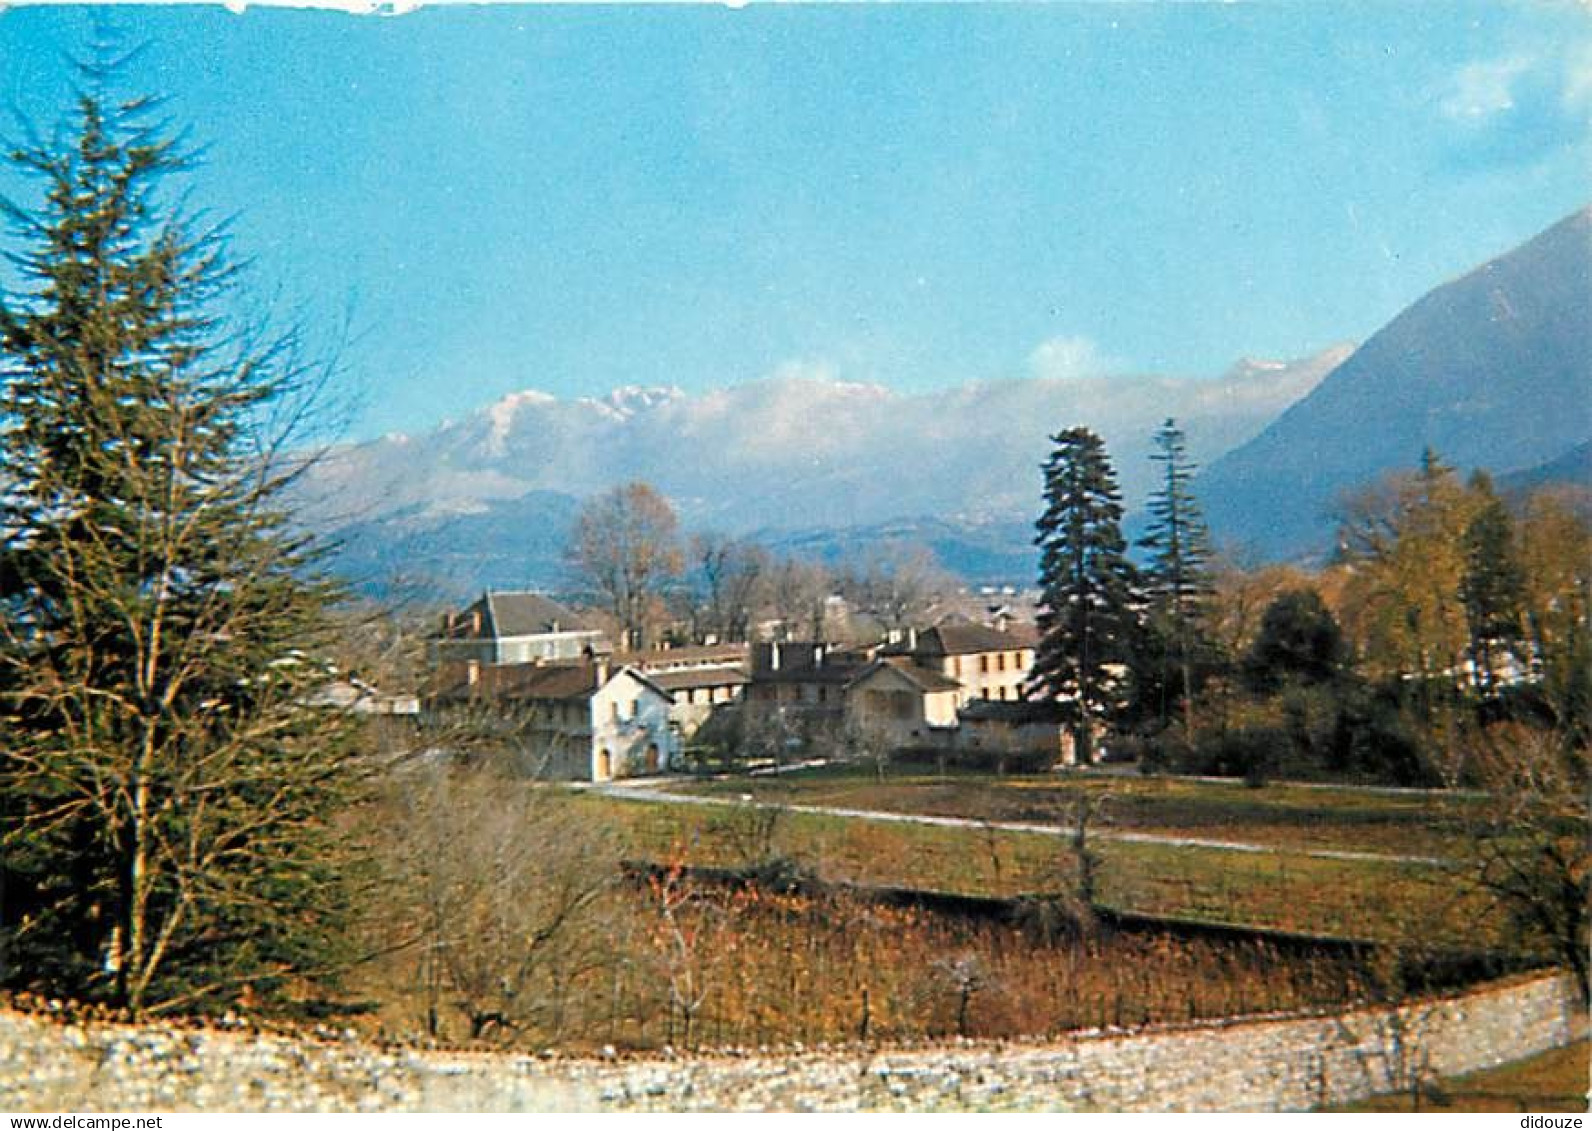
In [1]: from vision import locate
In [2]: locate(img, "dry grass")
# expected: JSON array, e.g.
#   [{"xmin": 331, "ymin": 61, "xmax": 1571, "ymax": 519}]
[
  {"xmin": 1339, "ymin": 1040, "xmax": 1589, "ymax": 1112},
  {"xmin": 676, "ymin": 766, "xmax": 1484, "ymax": 857},
  {"xmin": 346, "ymin": 777, "xmax": 1505, "ymax": 1056},
  {"xmin": 568, "ymin": 790, "xmax": 1488, "ymax": 947},
  {"xmin": 357, "ymin": 878, "xmax": 1378, "ymax": 1052}
]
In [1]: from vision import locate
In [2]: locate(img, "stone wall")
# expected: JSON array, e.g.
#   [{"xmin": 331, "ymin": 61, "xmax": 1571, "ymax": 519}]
[{"xmin": 2, "ymin": 971, "xmax": 1583, "ymax": 1112}]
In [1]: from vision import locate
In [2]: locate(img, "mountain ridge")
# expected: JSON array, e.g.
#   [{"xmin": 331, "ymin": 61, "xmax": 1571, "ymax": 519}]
[
  {"xmin": 302, "ymin": 348, "xmax": 1347, "ymax": 594},
  {"xmin": 306, "ymin": 207, "xmax": 1592, "ymax": 594},
  {"xmin": 1199, "ymin": 206, "xmax": 1592, "ymax": 560}
]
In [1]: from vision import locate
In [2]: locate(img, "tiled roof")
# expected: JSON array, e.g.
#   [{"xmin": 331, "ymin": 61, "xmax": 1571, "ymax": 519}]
[
  {"xmin": 650, "ymin": 667, "xmax": 750, "ymax": 692},
  {"xmin": 912, "ymin": 623, "xmax": 1039, "ymax": 656},
  {"xmin": 430, "ymin": 661, "xmax": 598, "ymax": 702},
  {"xmin": 429, "ymin": 660, "xmax": 674, "ymax": 703},
  {"xmin": 753, "ymin": 663, "xmax": 860, "ymax": 686},
  {"xmin": 611, "ymin": 643, "xmax": 750, "ymax": 670},
  {"xmin": 849, "ymin": 660, "xmax": 964, "ymax": 694},
  {"xmin": 484, "ymin": 591, "xmax": 600, "ymax": 637}
]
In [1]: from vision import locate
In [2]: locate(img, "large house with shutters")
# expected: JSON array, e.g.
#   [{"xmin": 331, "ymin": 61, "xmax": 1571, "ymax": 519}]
[
  {"xmin": 883, "ymin": 623, "xmax": 1038, "ymax": 706},
  {"xmin": 737, "ymin": 626, "xmax": 1067, "ymax": 761},
  {"xmin": 745, "ymin": 641, "xmax": 874, "ymax": 722}
]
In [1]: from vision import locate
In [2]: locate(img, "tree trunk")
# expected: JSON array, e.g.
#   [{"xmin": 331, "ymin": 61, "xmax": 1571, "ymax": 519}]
[{"xmin": 121, "ymin": 740, "xmax": 153, "ymax": 1018}]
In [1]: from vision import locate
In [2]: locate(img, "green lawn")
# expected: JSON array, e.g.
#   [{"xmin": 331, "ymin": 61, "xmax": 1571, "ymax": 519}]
[
  {"xmin": 671, "ymin": 764, "xmax": 1482, "ymax": 858},
  {"xmin": 1338, "ymin": 1040, "xmax": 1589, "ymax": 1112},
  {"xmin": 569, "ymin": 784, "xmax": 1486, "ymax": 946}
]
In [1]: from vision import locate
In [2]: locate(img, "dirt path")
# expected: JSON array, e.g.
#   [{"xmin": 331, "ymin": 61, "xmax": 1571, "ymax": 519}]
[{"xmin": 581, "ymin": 777, "xmax": 1451, "ymax": 867}]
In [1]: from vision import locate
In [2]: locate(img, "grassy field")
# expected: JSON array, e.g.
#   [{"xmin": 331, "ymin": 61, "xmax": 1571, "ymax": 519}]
[
  {"xmin": 567, "ymin": 784, "xmax": 1488, "ymax": 947},
  {"xmin": 354, "ymin": 771, "xmax": 1520, "ymax": 1053},
  {"xmin": 1339, "ymin": 1040, "xmax": 1589, "ymax": 1112},
  {"xmin": 672, "ymin": 764, "xmax": 1483, "ymax": 858}
]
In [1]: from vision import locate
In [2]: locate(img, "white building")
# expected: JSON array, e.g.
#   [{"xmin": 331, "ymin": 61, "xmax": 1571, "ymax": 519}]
[{"xmin": 428, "ymin": 659, "xmax": 679, "ymax": 782}]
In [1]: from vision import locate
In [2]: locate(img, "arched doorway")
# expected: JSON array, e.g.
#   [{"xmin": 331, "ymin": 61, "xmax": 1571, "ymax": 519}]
[
  {"xmin": 597, "ymin": 747, "xmax": 612, "ymax": 780},
  {"xmin": 645, "ymin": 743, "xmax": 660, "ymax": 773}
]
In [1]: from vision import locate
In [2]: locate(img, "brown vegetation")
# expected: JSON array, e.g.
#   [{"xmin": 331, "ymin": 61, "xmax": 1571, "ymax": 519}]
[{"xmin": 359, "ymin": 867, "xmax": 1378, "ymax": 1052}]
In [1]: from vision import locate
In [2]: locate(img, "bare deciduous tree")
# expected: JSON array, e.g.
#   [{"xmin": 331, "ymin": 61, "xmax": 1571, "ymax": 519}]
[
  {"xmin": 766, "ymin": 556, "xmax": 835, "ymax": 641},
  {"xmin": 834, "ymin": 714, "xmax": 896, "ymax": 783},
  {"xmin": 379, "ymin": 761, "xmax": 615, "ymax": 1042},
  {"xmin": 567, "ymin": 482, "xmax": 682, "ymax": 650},
  {"xmin": 686, "ymin": 533, "xmax": 768, "ymax": 644},
  {"xmin": 842, "ymin": 543, "xmax": 952, "ymax": 634},
  {"xmin": 647, "ymin": 861, "xmax": 720, "ymax": 1048},
  {"xmin": 1459, "ymin": 724, "xmax": 1589, "ymax": 1004}
]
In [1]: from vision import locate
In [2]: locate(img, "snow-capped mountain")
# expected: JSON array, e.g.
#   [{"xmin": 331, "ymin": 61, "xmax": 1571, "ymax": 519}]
[{"xmin": 300, "ymin": 349, "xmax": 1348, "ymax": 593}]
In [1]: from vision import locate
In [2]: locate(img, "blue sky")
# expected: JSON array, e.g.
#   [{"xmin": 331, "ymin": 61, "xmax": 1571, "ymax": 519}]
[{"xmin": 1, "ymin": 2, "xmax": 1589, "ymax": 441}]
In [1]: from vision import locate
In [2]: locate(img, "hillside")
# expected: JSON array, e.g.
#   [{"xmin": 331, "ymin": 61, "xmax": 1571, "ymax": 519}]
[{"xmin": 1200, "ymin": 207, "xmax": 1592, "ymax": 560}]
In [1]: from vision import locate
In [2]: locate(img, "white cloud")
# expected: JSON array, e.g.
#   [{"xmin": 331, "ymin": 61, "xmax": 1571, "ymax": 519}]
[
  {"xmin": 1440, "ymin": 56, "xmax": 1532, "ymax": 121},
  {"xmin": 1565, "ymin": 42, "xmax": 1592, "ymax": 110},
  {"xmin": 1027, "ymin": 335, "xmax": 1111, "ymax": 382},
  {"xmin": 1438, "ymin": 42, "xmax": 1592, "ymax": 123},
  {"xmin": 1433, "ymin": 43, "xmax": 1592, "ymax": 170}
]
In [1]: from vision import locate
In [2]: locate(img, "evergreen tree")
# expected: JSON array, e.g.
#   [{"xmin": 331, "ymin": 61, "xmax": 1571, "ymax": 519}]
[
  {"xmin": 1241, "ymin": 589, "xmax": 1347, "ymax": 694},
  {"xmin": 1459, "ymin": 472, "xmax": 1525, "ymax": 698},
  {"xmin": 0, "ymin": 65, "xmax": 363, "ymax": 1015},
  {"xmin": 1032, "ymin": 428, "xmax": 1140, "ymax": 764},
  {"xmin": 1136, "ymin": 418, "xmax": 1213, "ymax": 738}
]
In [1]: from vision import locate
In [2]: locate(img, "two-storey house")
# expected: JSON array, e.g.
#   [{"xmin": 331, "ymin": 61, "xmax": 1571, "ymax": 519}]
[
  {"xmin": 432, "ymin": 591, "xmax": 606, "ymax": 666},
  {"xmin": 428, "ymin": 658, "xmax": 678, "ymax": 782}
]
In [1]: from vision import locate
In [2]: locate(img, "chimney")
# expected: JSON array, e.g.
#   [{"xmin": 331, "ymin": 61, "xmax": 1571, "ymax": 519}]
[
  {"xmin": 594, "ymin": 657, "xmax": 610, "ymax": 686},
  {"xmin": 907, "ymin": 627, "xmax": 918, "ymax": 653},
  {"xmin": 770, "ymin": 642, "xmax": 782, "ymax": 671}
]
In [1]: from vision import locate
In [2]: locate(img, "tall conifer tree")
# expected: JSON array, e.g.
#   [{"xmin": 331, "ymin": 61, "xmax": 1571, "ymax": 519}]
[
  {"xmin": 1136, "ymin": 419, "xmax": 1213, "ymax": 739},
  {"xmin": 1032, "ymin": 428, "xmax": 1140, "ymax": 764},
  {"xmin": 1460, "ymin": 472, "xmax": 1526, "ymax": 697},
  {"xmin": 0, "ymin": 60, "xmax": 362, "ymax": 1015}
]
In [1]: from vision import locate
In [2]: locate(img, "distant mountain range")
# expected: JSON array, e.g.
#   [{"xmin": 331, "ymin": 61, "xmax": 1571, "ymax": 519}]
[
  {"xmin": 305, "ymin": 206, "xmax": 1591, "ymax": 596},
  {"xmin": 303, "ymin": 349, "xmax": 1346, "ymax": 595},
  {"xmin": 1498, "ymin": 440, "xmax": 1592, "ymax": 495},
  {"xmin": 1200, "ymin": 207, "xmax": 1592, "ymax": 560}
]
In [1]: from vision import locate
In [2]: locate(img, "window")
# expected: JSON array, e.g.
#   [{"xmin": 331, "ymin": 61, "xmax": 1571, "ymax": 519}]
[
  {"xmin": 610, "ymin": 701, "xmax": 620, "ymax": 723},
  {"xmin": 630, "ymin": 698, "xmax": 640, "ymax": 719},
  {"xmin": 980, "ymin": 656, "xmax": 990, "ymax": 673}
]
